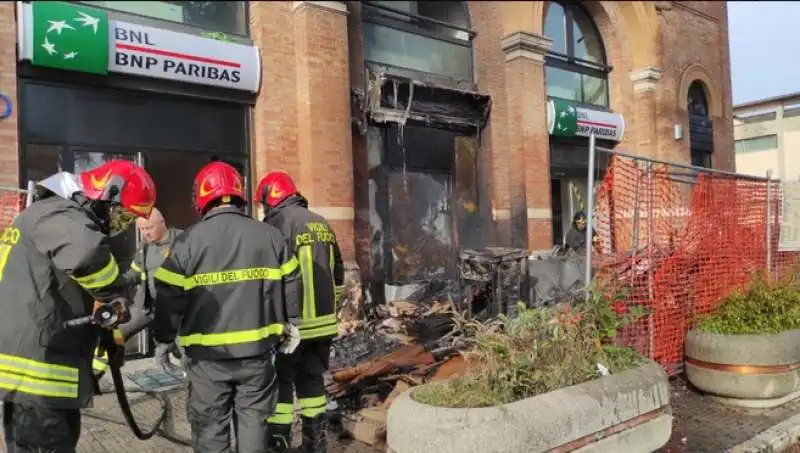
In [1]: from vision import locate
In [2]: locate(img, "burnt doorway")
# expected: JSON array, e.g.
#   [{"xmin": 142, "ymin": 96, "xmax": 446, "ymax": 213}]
[{"xmin": 368, "ymin": 120, "xmax": 483, "ymax": 286}]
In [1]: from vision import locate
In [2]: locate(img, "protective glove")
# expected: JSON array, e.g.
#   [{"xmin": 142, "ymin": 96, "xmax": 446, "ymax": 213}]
[
  {"xmin": 154, "ymin": 341, "xmax": 184, "ymax": 377},
  {"xmin": 278, "ymin": 323, "xmax": 301, "ymax": 355}
]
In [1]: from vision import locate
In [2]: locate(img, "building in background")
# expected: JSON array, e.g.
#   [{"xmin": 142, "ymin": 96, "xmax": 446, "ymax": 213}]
[
  {"xmin": 734, "ymin": 92, "xmax": 800, "ymax": 180},
  {"xmin": 0, "ymin": 1, "xmax": 734, "ymax": 299}
]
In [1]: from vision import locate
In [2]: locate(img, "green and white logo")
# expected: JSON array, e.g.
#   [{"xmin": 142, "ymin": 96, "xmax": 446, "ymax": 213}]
[
  {"xmin": 548, "ymin": 99, "xmax": 579, "ymax": 137},
  {"xmin": 31, "ymin": 2, "xmax": 109, "ymax": 75}
]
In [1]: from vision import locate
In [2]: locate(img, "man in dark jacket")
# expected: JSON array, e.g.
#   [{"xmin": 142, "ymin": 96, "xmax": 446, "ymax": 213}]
[
  {"xmin": 563, "ymin": 211, "xmax": 599, "ymax": 255},
  {"xmin": 0, "ymin": 160, "xmax": 157, "ymax": 452},
  {"xmin": 153, "ymin": 162, "xmax": 302, "ymax": 453},
  {"xmin": 92, "ymin": 207, "xmax": 184, "ymax": 379},
  {"xmin": 256, "ymin": 170, "xmax": 344, "ymax": 453}
]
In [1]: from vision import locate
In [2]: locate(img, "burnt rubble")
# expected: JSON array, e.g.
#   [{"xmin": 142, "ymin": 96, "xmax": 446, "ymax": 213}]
[{"xmin": 326, "ymin": 247, "xmax": 531, "ymax": 446}]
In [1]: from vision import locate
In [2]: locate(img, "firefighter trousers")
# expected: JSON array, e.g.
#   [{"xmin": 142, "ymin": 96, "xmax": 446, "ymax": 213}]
[
  {"xmin": 268, "ymin": 339, "xmax": 331, "ymax": 428},
  {"xmin": 2, "ymin": 401, "xmax": 81, "ymax": 452},
  {"xmin": 185, "ymin": 355, "xmax": 277, "ymax": 453}
]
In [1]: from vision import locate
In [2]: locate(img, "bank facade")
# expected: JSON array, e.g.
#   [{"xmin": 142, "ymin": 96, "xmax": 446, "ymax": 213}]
[{"xmin": 0, "ymin": 1, "xmax": 734, "ymax": 294}]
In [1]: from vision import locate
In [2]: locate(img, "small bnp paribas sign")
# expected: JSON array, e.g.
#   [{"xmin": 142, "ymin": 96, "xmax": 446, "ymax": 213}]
[
  {"xmin": 17, "ymin": 1, "xmax": 261, "ymax": 93},
  {"xmin": 547, "ymin": 98, "xmax": 626, "ymax": 142}
]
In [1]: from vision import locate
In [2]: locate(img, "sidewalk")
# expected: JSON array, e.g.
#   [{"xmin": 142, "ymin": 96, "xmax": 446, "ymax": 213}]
[{"xmin": 1, "ymin": 360, "xmax": 798, "ymax": 452}]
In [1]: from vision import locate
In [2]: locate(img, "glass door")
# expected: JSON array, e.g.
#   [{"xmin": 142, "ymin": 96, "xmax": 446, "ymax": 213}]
[{"xmin": 69, "ymin": 148, "xmax": 149, "ymax": 357}]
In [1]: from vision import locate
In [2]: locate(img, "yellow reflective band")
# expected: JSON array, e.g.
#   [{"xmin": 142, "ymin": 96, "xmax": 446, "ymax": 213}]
[
  {"xmin": 281, "ymin": 256, "xmax": 299, "ymax": 276},
  {"xmin": 298, "ymin": 396, "xmax": 327, "ymax": 418},
  {"xmin": 178, "ymin": 323, "xmax": 285, "ymax": 348},
  {"xmin": 267, "ymin": 413, "xmax": 294, "ymax": 425},
  {"xmin": 0, "ymin": 353, "xmax": 79, "ymax": 383},
  {"xmin": 72, "ymin": 255, "xmax": 120, "ymax": 290},
  {"xmin": 130, "ymin": 262, "xmax": 142, "ymax": 273},
  {"xmin": 156, "ymin": 263, "xmax": 298, "ymax": 291},
  {"xmin": 299, "ymin": 324, "xmax": 338, "ymax": 340},
  {"xmin": 0, "ymin": 371, "xmax": 79, "ymax": 399},
  {"xmin": 299, "ymin": 245, "xmax": 316, "ymax": 319},
  {"xmin": 297, "ymin": 314, "xmax": 336, "ymax": 329},
  {"xmin": 273, "ymin": 403, "xmax": 294, "ymax": 414},
  {"xmin": 92, "ymin": 358, "xmax": 109, "ymax": 373},
  {"xmin": 154, "ymin": 267, "xmax": 187, "ymax": 288},
  {"xmin": 189, "ymin": 267, "xmax": 284, "ymax": 288},
  {"xmin": 113, "ymin": 329, "xmax": 125, "ymax": 345}
]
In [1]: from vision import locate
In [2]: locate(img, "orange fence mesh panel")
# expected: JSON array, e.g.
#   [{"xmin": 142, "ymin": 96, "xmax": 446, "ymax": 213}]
[
  {"xmin": 0, "ymin": 187, "xmax": 26, "ymax": 229},
  {"xmin": 592, "ymin": 154, "xmax": 799, "ymax": 375}
]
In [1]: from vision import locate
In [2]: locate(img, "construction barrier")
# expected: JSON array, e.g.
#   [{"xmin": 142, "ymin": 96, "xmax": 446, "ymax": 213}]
[
  {"xmin": 0, "ymin": 185, "xmax": 29, "ymax": 229},
  {"xmin": 591, "ymin": 151, "xmax": 795, "ymax": 375}
]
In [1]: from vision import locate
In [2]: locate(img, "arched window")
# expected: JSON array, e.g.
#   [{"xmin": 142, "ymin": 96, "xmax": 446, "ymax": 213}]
[
  {"xmin": 687, "ymin": 81, "xmax": 713, "ymax": 168},
  {"xmin": 687, "ymin": 82, "xmax": 709, "ymax": 117},
  {"xmin": 543, "ymin": 2, "xmax": 610, "ymax": 107},
  {"xmin": 361, "ymin": 1, "xmax": 474, "ymax": 81}
]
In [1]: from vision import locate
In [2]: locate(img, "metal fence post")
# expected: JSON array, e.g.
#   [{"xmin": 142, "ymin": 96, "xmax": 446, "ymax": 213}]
[
  {"xmin": 646, "ymin": 161, "xmax": 655, "ymax": 359},
  {"xmin": 25, "ymin": 180, "xmax": 35, "ymax": 208},
  {"xmin": 585, "ymin": 134, "xmax": 597, "ymax": 297},
  {"xmin": 765, "ymin": 169, "xmax": 773, "ymax": 280}
]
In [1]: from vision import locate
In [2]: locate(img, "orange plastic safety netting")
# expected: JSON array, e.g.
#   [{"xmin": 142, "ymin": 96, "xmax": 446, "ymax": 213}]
[
  {"xmin": 592, "ymin": 154, "xmax": 798, "ymax": 375},
  {"xmin": 0, "ymin": 188, "xmax": 26, "ymax": 229}
]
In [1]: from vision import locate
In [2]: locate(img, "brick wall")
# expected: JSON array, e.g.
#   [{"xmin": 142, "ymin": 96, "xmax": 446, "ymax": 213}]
[
  {"xmin": 656, "ymin": 1, "xmax": 735, "ymax": 170},
  {"xmin": 0, "ymin": 3, "xmax": 18, "ymax": 188}
]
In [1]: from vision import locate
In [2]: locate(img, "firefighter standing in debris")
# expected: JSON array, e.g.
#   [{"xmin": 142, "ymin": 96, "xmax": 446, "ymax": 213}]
[
  {"xmin": 152, "ymin": 162, "xmax": 302, "ymax": 453},
  {"xmin": 0, "ymin": 160, "xmax": 157, "ymax": 452},
  {"xmin": 257, "ymin": 171, "xmax": 344, "ymax": 453}
]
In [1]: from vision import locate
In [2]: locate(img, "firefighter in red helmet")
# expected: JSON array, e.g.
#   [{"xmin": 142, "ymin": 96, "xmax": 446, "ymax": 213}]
[
  {"xmin": 257, "ymin": 170, "xmax": 344, "ymax": 453},
  {"xmin": 152, "ymin": 161, "xmax": 302, "ymax": 453},
  {"xmin": 0, "ymin": 160, "xmax": 156, "ymax": 452}
]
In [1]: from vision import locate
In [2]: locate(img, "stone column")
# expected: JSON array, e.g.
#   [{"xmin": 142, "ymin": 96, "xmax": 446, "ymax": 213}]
[
  {"xmin": 630, "ymin": 67, "xmax": 663, "ymax": 160},
  {"xmin": 501, "ymin": 31, "xmax": 553, "ymax": 251},
  {"xmin": 292, "ymin": 1, "xmax": 355, "ymax": 260}
]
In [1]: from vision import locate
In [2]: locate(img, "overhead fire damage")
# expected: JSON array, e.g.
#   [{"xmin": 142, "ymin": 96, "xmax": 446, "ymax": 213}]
[{"xmin": 352, "ymin": 67, "xmax": 491, "ymax": 134}]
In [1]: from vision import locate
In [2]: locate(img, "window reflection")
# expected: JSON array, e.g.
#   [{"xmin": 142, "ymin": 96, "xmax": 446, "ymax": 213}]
[
  {"xmin": 543, "ymin": 2, "xmax": 609, "ymax": 108},
  {"xmin": 363, "ymin": 22, "xmax": 472, "ymax": 80},
  {"xmin": 80, "ymin": 1, "xmax": 248, "ymax": 36},
  {"xmin": 545, "ymin": 3, "xmax": 567, "ymax": 54},
  {"xmin": 545, "ymin": 66, "xmax": 580, "ymax": 102},
  {"xmin": 572, "ymin": 10, "xmax": 604, "ymax": 64}
]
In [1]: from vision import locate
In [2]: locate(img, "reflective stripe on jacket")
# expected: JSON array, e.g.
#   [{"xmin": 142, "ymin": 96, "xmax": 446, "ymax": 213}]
[
  {"xmin": 152, "ymin": 206, "xmax": 302, "ymax": 361},
  {"xmin": 264, "ymin": 196, "xmax": 344, "ymax": 340},
  {"xmin": 0, "ymin": 195, "xmax": 132, "ymax": 409}
]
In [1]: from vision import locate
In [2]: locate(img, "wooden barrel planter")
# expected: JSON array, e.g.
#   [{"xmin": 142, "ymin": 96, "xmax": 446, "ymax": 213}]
[
  {"xmin": 685, "ymin": 329, "xmax": 800, "ymax": 408},
  {"xmin": 386, "ymin": 360, "xmax": 672, "ymax": 453}
]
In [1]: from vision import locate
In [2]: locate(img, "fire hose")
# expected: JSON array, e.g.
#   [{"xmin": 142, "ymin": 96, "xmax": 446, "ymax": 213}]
[{"xmin": 63, "ymin": 300, "xmax": 168, "ymax": 441}]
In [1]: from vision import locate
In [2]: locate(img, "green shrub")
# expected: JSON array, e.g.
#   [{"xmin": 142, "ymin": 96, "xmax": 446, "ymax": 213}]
[
  {"xmin": 414, "ymin": 288, "xmax": 646, "ymax": 408},
  {"xmin": 696, "ymin": 273, "xmax": 800, "ymax": 335}
]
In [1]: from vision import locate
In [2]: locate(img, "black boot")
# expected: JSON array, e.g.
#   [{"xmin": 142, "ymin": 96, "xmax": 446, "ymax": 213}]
[
  {"xmin": 300, "ymin": 415, "xmax": 327, "ymax": 453},
  {"xmin": 267, "ymin": 423, "xmax": 293, "ymax": 453}
]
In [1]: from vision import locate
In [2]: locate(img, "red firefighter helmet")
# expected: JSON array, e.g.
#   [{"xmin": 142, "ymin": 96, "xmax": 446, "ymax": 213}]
[
  {"xmin": 79, "ymin": 160, "xmax": 157, "ymax": 236},
  {"xmin": 193, "ymin": 161, "xmax": 246, "ymax": 214},
  {"xmin": 79, "ymin": 160, "xmax": 156, "ymax": 219},
  {"xmin": 255, "ymin": 171, "xmax": 298, "ymax": 208}
]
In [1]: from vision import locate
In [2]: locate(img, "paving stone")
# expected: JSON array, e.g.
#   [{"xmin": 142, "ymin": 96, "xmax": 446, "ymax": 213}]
[{"xmin": 659, "ymin": 375, "xmax": 800, "ymax": 453}]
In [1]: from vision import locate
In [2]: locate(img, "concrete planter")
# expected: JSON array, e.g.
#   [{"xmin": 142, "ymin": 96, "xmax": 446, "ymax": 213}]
[
  {"xmin": 387, "ymin": 360, "xmax": 671, "ymax": 453},
  {"xmin": 685, "ymin": 329, "xmax": 800, "ymax": 408}
]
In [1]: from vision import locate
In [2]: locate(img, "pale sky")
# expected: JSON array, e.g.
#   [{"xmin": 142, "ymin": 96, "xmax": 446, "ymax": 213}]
[{"xmin": 728, "ymin": 1, "xmax": 800, "ymax": 105}]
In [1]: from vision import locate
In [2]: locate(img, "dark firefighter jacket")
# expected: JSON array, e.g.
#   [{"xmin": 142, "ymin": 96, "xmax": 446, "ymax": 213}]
[
  {"xmin": 264, "ymin": 195, "xmax": 344, "ymax": 340},
  {"xmin": 0, "ymin": 196, "xmax": 131, "ymax": 409},
  {"xmin": 152, "ymin": 206, "xmax": 302, "ymax": 361}
]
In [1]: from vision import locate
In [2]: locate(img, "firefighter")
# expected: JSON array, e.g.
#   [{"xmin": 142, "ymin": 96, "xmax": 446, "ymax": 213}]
[
  {"xmin": 256, "ymin": 171, "xmax": 344, "ymax": 453},
  {"xmin": 152, "ymin": 161, "xmax": 302, "ymax": 453},
  {"xmin": 0, "ymin": 160, "xmax": 157, "ymax": 452}
]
